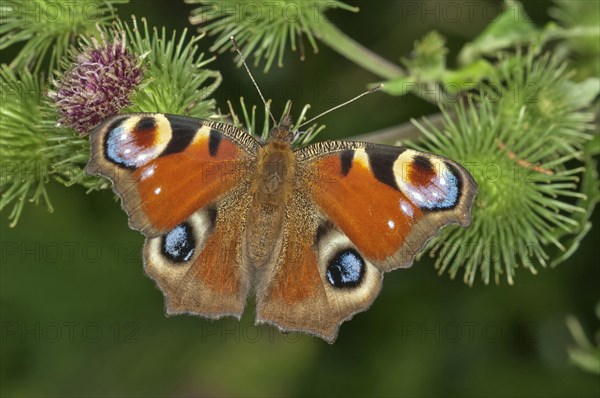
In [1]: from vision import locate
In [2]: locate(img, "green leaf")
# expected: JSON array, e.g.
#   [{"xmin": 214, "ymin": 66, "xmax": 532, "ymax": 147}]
[
  {"xmin": 401, "ymin": 31, "xmax": 447, "ymax": 80},
  {"xmin": 458, "ymin": 0, "xmax": 538, "ymax": 65},
  {"xmin": 441, "ymin": 60, "xmax": 496, "ymax": 94},
  {"xmin": 561, "ymin": 77, "xmax": 600, "ymax": 109},
  {"xmin": 380, "ymin": 76, "xmax": 416, "ymax": 96},
  {"xmin": 383, "ymin": 32, "xmax": 496, "ymax": 100},
  {"xmin": 550, "ymin": 144, "xmax": 600, "ymax": 267}
]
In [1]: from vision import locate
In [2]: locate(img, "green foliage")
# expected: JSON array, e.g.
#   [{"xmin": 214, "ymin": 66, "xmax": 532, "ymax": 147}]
[
  {"xmin": 458, "ymin": 0, "xmax": 541, "ymax": 65},
  {"xmin": 381, "ymin": 1, "xmax": 599, "ymax": 283},
  {"xmin": 0, "ymin": 66, "xmax": 100, "ymax": 226},
  {"xmin": 492, "ymin": 51, "xmax": 596, "ymax": 157},
  {"xmin": 384, "ymin": 0, "xmax": 599, "ymax": 102},
  {"xmin": 1, "ymin": 12, "xmax": 220, "ymax": 226},
  {"xmin": 222, "ymin": 98, "xmax": 325, "ymax": 148},
  {"xmin": 410, "ymin": 43, "xmax": 599, "ymax": 284},
  {"xmin": 186, "ymin": 0, "xmax": 403, "ymax": 78},
  {"xmin": 0, "ymin": 67, "xmax": 53, "ymax": 226},
  {"xmin": 186, "ymin": 0, "xmax": 356, "ymax": 69},
  {"xmin": 566, "ymin": 303, "xmax": 600, "ymax": 374},
  {"xmin": 550, "ymin": 0, "xmax": 600, "ymax": 79},
  {"xmin": 119, "ymin": 17, "xmax": 222, "ymax": 116},
  {"xmin": 0, "ymin": 0, "xmax": 128, "ymax": 73},
  {"xmin": 0, "ymin": 0, "xmax": 598, "ymax": 290}
]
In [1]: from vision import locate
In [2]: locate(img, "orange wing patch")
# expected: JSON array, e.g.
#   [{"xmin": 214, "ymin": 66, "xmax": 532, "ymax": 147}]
[
  {"xmin": 305, "ymin": 150, "xmax": 423, "ymax": 262},
  {"xmin": 263, "ymin": 245, "xmax": 323, "ymax": 305},
  {"xmin": 87, "ymin": 114, "xmax": 259, "ymax": 237},
  {"xmin": 193, "ymin": 223, "xmax": 241, "ymax": 297},
  {"xmin": 169, "ymin": 221, "xmax": 247, "ymax": 317},
  {"xmin": 255, "ymin": 197, "xmax": 385, "ymax": 342},
  {"xmin": 134, "ymin": 131, "xmax": 247, "ymax": 231},
  {"xmin": 255, "ymin": 215, "xmax": 335, "ymax": 338}
]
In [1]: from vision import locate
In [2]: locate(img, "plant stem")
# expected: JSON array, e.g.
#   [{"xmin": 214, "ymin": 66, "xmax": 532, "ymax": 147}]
[
  {"xmin": 350, "ymin": 112, "xmax": 449, "ymax": 144},
  {"xmin": 315, "ymin": 22, "xmax": 404, "ymax": 80}
]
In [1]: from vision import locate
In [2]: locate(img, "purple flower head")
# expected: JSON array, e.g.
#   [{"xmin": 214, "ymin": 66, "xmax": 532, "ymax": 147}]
[{"xmin": 49, "ymin": 32, "xmax": 143, "ymax": 134}]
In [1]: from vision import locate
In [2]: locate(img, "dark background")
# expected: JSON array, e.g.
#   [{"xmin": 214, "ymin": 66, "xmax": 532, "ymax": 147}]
[{"xmin": 1, "ymin": 1, "xmax": 599, "ymax": 397}]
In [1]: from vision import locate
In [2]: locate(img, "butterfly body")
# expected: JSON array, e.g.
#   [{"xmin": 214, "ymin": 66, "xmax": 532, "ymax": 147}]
[
  {"xmin": 87, "ymin": 113, "xmax": 477, "ymax": 342},
  {"xmin": 245, "ymin": 130, "xmax": 296, "ymax": 268}
]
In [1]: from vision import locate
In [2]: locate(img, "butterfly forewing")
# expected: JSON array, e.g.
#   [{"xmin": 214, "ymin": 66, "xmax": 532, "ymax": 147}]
[
  {"xmin": 297, "ymin": 141, "xmax": 476, "ymax": 270},
  {"xmin": 87, "ymin": 113, "xmax": 259, "ymax": 236}
]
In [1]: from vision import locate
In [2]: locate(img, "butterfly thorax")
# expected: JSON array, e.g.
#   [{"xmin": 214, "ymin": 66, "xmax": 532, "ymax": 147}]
[{"xmin": 243, "ymin": 135, "xmax": 296, "ymax": 267}]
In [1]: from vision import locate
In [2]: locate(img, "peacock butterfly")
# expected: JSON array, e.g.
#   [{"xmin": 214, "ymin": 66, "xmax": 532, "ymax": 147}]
[{"xmin": 86, "ymin": 109, "xmax": 477, "ymax": 343}]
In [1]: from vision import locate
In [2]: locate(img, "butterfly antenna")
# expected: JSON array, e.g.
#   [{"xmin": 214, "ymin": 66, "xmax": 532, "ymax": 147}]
[
  {"xmin": 298, "ymin": 84, "xmax": 384, "ymax": 129},
  {"xmin": 230, "ymin": 36, "xmax": 277, "ymax": 126}
]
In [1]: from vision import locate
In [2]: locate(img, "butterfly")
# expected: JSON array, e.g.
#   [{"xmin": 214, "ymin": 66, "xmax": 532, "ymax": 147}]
[{"xmin": 87, "ymin": 111, "xmax": 477, "ymax": 343}]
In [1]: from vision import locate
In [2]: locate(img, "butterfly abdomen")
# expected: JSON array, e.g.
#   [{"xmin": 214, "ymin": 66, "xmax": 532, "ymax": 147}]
[{"xmin": 244, "ymin": 139, "xmax": 297, "ymax": 267}]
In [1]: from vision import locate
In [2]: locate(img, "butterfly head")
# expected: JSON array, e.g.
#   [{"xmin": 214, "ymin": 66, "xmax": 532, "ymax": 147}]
[{"xmin": 267, "ymin": 112, "xmax": 294, "ymax": 144}]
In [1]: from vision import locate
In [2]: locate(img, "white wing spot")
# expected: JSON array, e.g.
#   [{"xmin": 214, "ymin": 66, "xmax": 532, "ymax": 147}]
[
  {"xmin": 141, "ymin": 164, "xmax": 156, "ymax": 180},
  {"xmin": 400, "ymin": 200, "xmax": 414, "ymax": 217}
]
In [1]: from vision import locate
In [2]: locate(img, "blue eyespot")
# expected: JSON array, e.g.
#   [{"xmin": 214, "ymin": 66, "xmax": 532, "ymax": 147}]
[
  {"xmin": 103, "ymin": 118, "xmax": 158, "ymax": 169},
  {"xmin": 326, "ymin": 249, "xmax": 365, "ymax": 288},
  {"xmin": 161, "ymin": 223, "xmax": 195, "ymax": 263},
  {"xmin": 105, "ymin": 125, "xmax": 137, "ymax": 168},
  {"xmin": 402, "ymin": 162, "xmax": 460, "ymax": 210}
]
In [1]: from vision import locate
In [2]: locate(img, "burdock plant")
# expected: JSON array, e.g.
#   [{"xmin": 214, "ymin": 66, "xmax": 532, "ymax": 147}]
[
  {"xmin": 1, "ymin": 12, "xmax": 221, "ymax": 225},
  {"xmin": 48, "ymin": 32, "xmax": 143, "ymax": 134},
  {"xmin": 186, "ymin": 0, "xmax": 599, "ymax": 286},
  {"xmin": 1, "ymin": 0, "xmax": 598, "ymax": 296},
  {"xmin": 0, "ymin": 0, "xmax": 128, "ymax": 73}
]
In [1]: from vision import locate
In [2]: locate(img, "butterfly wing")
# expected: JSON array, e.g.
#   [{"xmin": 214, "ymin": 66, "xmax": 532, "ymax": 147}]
[
  {"xmin": 255, "ymin": 141, "xmax": 477, "ymax": 342},
  {"xmin": 299, "ymin": 141, "xmax": 477, "ymax": 271},
  {"xmin": 143, "ymin": 189, "xmax": 253, "ymax": 318},
  {"xmin": 87, "ymin": 113, "xmax": 259, "ymax": 318},
  {"xmin": 254, "ymin": 189, "xmax": 384, "ymax": 342},
  {"xmin": 87, "ymin": 113, "xmax": 260, "ymax": 236}
]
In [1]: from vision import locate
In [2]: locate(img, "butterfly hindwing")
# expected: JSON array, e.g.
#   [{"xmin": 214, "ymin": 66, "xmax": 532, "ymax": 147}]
[
  {"xmin": 254, "ymin": 187, "xmax": 384, "ymax": 343},
  {"xmin": 143, "ymin": 185, "xmax": 253, "ymax": 319}
]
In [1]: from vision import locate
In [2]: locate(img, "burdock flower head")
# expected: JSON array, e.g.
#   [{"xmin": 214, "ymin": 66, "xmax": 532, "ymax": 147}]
[{"xmin": 49, "ymin": 31, "xmax": 143, "ymax": 134}]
